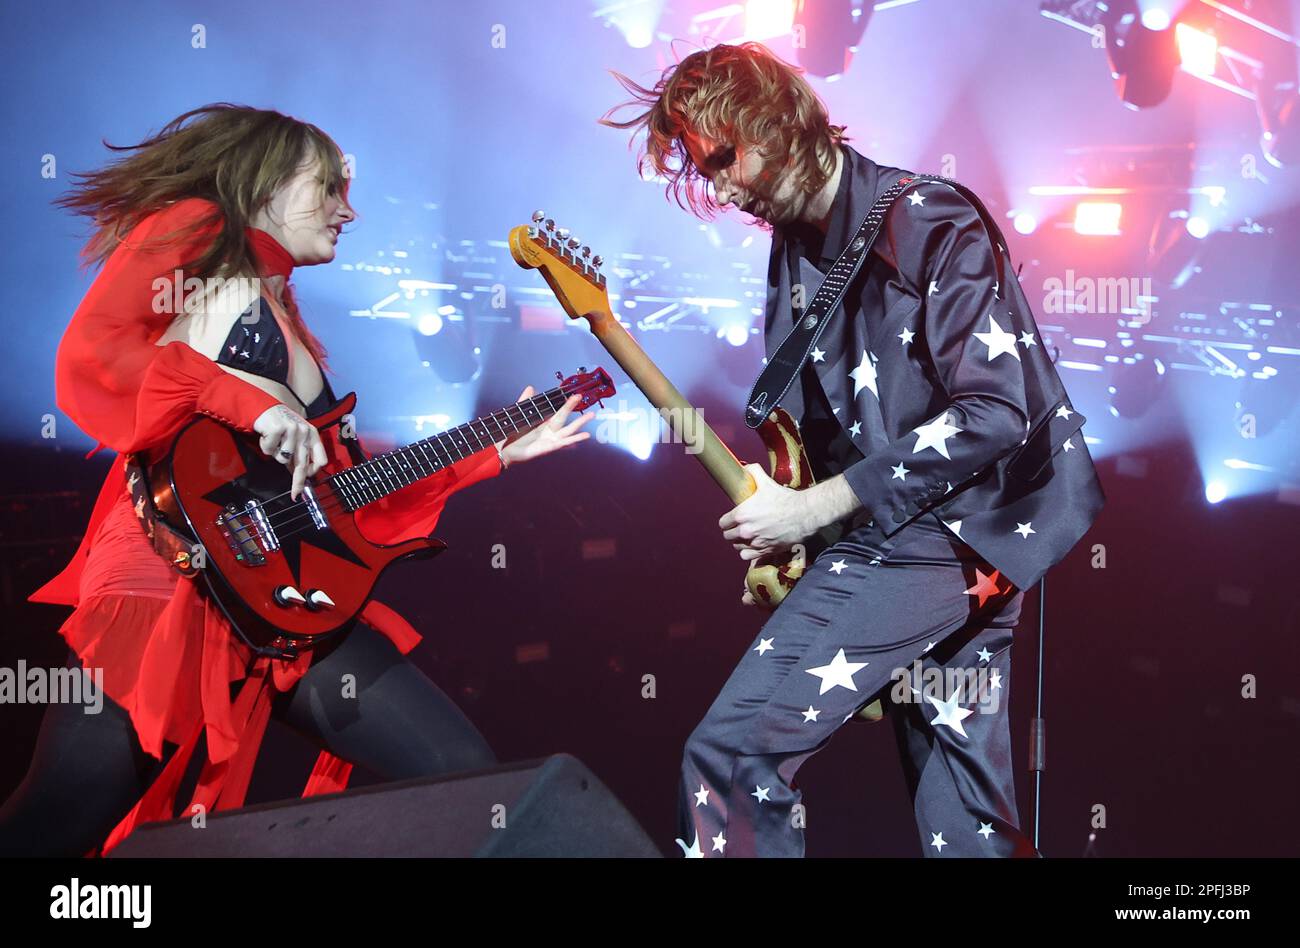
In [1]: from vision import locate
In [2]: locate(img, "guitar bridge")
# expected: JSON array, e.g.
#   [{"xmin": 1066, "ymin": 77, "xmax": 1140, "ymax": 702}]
[{"xmin": 216, "ymin": 501, "xmax": 280, "ymax": 565}]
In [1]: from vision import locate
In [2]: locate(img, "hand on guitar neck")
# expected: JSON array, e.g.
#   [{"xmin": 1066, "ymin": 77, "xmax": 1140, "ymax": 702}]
[{"xmin": 496, "ymin": 385, "xmax": 594, "ymax": 469}]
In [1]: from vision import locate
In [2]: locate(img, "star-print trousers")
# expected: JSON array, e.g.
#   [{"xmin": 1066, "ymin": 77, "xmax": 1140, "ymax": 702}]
[{"xmin": 677, "ymin": 511, "xmax": 1038, "ymax": 857}]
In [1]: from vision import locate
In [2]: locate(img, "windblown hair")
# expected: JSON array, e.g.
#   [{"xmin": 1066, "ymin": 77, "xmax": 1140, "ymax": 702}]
[
  {"xmin": 55, "ymin": 103, "xmax": 351, "ymax": 363},
  {"xmin": 599, "ymin": 42, "xmax": 848, "ymax": 219}
]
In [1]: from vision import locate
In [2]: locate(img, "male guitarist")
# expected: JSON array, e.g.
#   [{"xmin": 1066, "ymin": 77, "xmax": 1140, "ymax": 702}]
[{"xmin": 603, "ymin": 42, "xmax": 1104, "ymax": 857}]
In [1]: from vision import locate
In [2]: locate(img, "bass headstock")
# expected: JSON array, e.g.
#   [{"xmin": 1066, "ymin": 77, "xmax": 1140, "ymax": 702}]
[{"xmin": 556, "ymin": 366, "xmax": 616, "ymax": 411}]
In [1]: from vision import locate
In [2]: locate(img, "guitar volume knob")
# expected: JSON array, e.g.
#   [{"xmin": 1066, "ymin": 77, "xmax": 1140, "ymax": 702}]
[
  {"xmin": 306, "ymin": 589, "xmax": 335, "ymax": 610},
  {"xmin": 274, "ymin": 585, "xmax": 306, "ymax": 607}
]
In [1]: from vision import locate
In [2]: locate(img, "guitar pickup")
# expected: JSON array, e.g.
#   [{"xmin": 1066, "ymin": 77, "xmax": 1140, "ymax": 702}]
[{"xmin": 216, "ymin": 501, "xmax": 280, "ymax": 565}]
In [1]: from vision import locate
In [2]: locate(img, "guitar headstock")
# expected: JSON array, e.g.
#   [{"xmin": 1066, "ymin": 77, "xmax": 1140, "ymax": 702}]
[
  {"xmin": 556, "ymin": 366, "xmax": 616, "ymax": 411},
  {"xmin": 509, "ymin": 211, "xmax": 613, "ymax": 330}
]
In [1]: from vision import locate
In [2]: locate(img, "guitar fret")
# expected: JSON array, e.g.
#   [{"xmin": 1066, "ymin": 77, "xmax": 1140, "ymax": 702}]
[
  {"xmin": 329, "ymin": 383, "xmax": 591, "ymax": 511},
  {"xmin": 415, "ymin": 440, "xmax": 441, "ymax": 472}
]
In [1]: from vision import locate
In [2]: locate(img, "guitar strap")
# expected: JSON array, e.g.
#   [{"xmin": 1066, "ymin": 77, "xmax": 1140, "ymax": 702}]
[
  {"xmin": 123, "ymin": 454, "xmax": 202, "ymax": 577},
  {"xmin": 744, "ymin": 173, "xmax": 1013, "ymax": 429}
]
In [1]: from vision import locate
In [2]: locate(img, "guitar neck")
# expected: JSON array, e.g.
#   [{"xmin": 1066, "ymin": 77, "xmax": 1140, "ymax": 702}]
[
  {"xmin": 327, "ymin": 386, "xmax": 566, "ymax": 510},
  {"xmin": 588, "ymin": 309, "xmax": 755, "ymax": 504}
]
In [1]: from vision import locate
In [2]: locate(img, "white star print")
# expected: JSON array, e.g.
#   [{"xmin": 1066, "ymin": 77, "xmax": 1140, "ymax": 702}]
[
  {"xmin": 891, "ymin": 462, "xmax": 910, "ymax": 481},
  {"xmin": 675, "ymin": 832, "xmax": 703, "ymax": 858},
  {"xmin": 811, "ymin": 346, "xmax": 826, "ymax": 363},
  {"xmin": 849, "ymin": 420, "xmax": 862, "ymax": 437},
  {"xmin": 930, "ymin": 831, "xmax": 948, "ymax": 852},
  {"xmin": 976, "ymin": 647, "xmax": 992, "ymax": 663},
  {"xmin": 711, "ymin": 833, "xmax": 727, "ymax": 854},
  {"xmin": 978, "ymin": 822, "xmax": 995, "ymax": 840},
  {"xmin": 908, "ymin": 191, "xmax": 926, "ymax": 207},
  {"xmin": 806, "ymin": 648, "xmax": 869, "ymax": 695},
  {"xmin": 911, "ymin": 412, "xmax": 963, "ymax": 459},
  {"xmin": 752, "ymin": 786, "xmax": 771, "ymax": 803},
  {"xmin": 1062, "ymin": 438, "xmax": 1075, "ymax": 452},
  {"xmin": 972, "ymin": 313, "xmax": 1021, "ymax": 362},
  {"xmin": 828, "ymin": 559, "xmax": 847, "ymax": 575},
  {"xmin": 694, "ymin": 784, "xmax": 709, "ymax": 807},
  {"xmin": 849, "ymin": 349, "xmax": 879, "ymax": 399},
  {"xmin": 1014, "ymin": 521, "xmax": 1036, "ymax": 539},
  {"xmin": 1056, "ymin": 405, "xmax": 1074, "ymax": 420},
  {"xmin": 802, "ymin": 706, "xmax": 821, "ymax": 723},
  {"xmin": 921, "ymin": 641, "xmax": 936, "ymax": 654},
  {"xmin": 1020, "ymin": 331, "xmax": 1037, "ymax": 347},
  {"xmin": 990, "ymin": 669, "xmax": 1003, "ymax": 691},
  {"xmin": 898, "ymin": 327, "xmax": 915, "ymax": 346},
  {"xmin": 943, "ymin": 519, "xmax": 963, "ymax": 538},
  {"xmin": 928, "ymin": 281, "xmax": 938, "ymax": 296},
  {"xmin": 754, "ymin": 637, "xmax": 775, "ymax": 656},
  {"xmin": 926, "ymin": 689, "xmax": 974, "ymax": 738}
]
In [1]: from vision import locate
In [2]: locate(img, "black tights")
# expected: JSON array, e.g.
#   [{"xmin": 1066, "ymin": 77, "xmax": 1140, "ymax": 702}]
[{"xmin": 0, "ymin": 623, "xmax": 496, "ymax": 856}]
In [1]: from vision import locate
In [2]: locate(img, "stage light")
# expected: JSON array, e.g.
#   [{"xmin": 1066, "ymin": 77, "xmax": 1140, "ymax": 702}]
[
  {"xmin": 1141, "ymin": 8, "xmax": 1172, "ymax": 32},
  {"xmin": 721, "ymin": 323, "xmax": 750, "ymax": 347},
  {"xmin": 1074, "ymin": 202, "xmax": 1123, "ymax": 236},
  {"xmin": 1205, "ymin": 480, "xmax": 1227, "ymax": 504},
  {"xmin": 791, "ymin": 0, "xmax": 870, "ymax": 79},
  {"xmin": 1175, "ymin": 22, "xmax": 1217, "ymax": 78},
  {"xmin": 1104, "ymin": 2, "xmax": 1179, "ymax": 109},
  {"xmin": 1106, "ymin": 355, "xmax": 1166, "ymax": 419},
  {"xmin": 1013, "ymin": 212, "xmax": 1038, "ymax": 236},
  {"xmin": 411, "ymin": 307, "xmax": 479, "ymax": 383},
  {"xmin": 1186, "ymin": 215, "xmax": 1210, "ymax": 239},
  {"xmin": 603, "ymin": 0, "xmax": 664, "ymax": 49},
  {"xmin": 1261, "ymin": 92, "xmax": 1300, "ymax": 169},
  {"xmin": 744, "ymin": 0, "xmax": 796, "ymax": 40}
]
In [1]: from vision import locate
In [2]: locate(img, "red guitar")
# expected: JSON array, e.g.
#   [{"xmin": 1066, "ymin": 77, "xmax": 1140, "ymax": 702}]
[{"xmin": 141, "ymin": 368, "xmax": 615, "ymax": 659}]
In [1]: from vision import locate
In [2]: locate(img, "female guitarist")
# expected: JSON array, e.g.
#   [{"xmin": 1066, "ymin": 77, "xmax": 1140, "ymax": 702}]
[{"xmin": 0, "ymin": 104, "xmax": 592, "ymax": 857}]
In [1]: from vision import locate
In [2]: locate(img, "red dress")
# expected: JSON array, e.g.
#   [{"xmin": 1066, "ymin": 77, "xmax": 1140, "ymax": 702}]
[{"xmin": 28, "ymin": 197, "xmax": 500, "ymax": 855}]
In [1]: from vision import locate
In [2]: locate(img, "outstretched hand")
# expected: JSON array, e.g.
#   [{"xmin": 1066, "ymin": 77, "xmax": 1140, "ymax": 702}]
[{"xmin": 497, "ymin": 385, "xmax": 593, "ymax": 468}]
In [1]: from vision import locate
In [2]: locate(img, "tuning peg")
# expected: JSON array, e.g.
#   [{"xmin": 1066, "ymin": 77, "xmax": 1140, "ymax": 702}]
[
  {"xmin": 581, "ymin": 246, "xmax": 591, "ymax": 259},
  {"xmin": 531, "ymin": 209, "xmax": 545, "ymax": 222},
  {"xmin": 544, "ymin": 218, "xmax": 556, "ymax": 232},
  {"xmin": 592, "ymin": 254, "xmax": 603, "ymax": 268},
  {"xmin": 556, "ymin": 227, "xmax": 570, "ymax": 240},
  {"xmin": 567, "ymin": 236, "xmax": 580, "ymax": 250}
]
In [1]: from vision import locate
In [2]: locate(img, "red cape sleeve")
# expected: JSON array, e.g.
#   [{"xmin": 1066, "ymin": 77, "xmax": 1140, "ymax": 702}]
[
  {"xmin": 30, "ymin": 199, "xmax": 283, "ymax": 607},
  {"xmin": 55, "ymin": 196, "xmax": 281, "ymax": 458},
  {"xmin": 322, "ymin": 428, "xmax": 502, "ymax": 545}
]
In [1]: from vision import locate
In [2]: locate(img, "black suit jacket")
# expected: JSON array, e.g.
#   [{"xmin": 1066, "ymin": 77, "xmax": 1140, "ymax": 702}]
[{"xmin": 762, "ymin": 144, "xmax": 1105, "ymax": 592}]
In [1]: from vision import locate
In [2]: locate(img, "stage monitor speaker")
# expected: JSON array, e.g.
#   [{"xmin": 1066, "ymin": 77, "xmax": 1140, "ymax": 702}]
[{"xmin": 108, "ymin": 754, "xmax": 662, "ymax": 857}]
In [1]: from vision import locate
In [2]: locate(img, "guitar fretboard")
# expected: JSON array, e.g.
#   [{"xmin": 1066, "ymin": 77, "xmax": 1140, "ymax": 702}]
[{"xmin": 327, "ymin": 386, "xmax": 568, "ymax": 511}]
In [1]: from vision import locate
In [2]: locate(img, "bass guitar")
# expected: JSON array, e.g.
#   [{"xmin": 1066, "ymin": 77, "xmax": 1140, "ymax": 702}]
[{"xmin": 139, "ymin": 368, "xmax": 615, "ymax": 659}]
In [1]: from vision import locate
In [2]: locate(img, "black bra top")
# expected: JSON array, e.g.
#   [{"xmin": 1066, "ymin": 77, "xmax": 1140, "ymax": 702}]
[{"xmin": 216, "ymin": 297, "xmax": 336, "ymax": 418}]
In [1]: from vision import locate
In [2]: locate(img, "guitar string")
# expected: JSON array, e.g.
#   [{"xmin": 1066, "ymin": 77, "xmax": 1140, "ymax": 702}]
[
  {"xmin": 256, "ymin": 393, "xmax": 571, "ymax": 542},
  {"xmin": 254, "ymin": 387, "xmax": 574, "ymax": 539},
  {"xmin": 238, "ymin": 382, "xmax": 595, "ymax": 544},
  {"xmin": 230, "ymin": 385, "xmax": 571, "ymax": 530}
]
